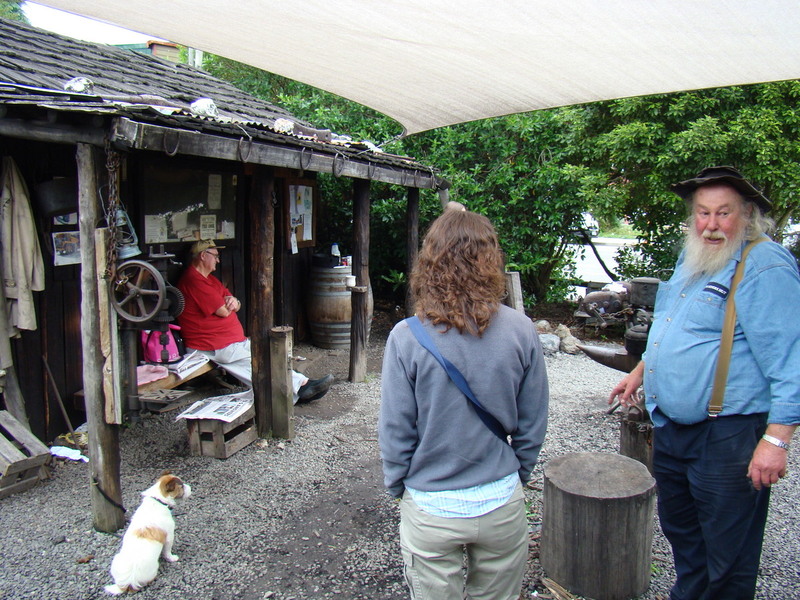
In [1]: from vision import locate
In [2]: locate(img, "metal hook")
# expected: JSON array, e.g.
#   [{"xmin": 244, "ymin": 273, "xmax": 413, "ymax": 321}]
[
  {"xmin": 366, "ymin": 160, "xmax": 376, "ymax": 180},
  {"xmin": 162, "ymin": 130, "xmax": 180, "ymax": 156}
]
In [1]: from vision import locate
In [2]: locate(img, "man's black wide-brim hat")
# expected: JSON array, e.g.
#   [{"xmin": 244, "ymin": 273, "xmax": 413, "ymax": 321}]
[{"xmin": 670, "ymin": 165, "xmax": 772, "ymax": 212}]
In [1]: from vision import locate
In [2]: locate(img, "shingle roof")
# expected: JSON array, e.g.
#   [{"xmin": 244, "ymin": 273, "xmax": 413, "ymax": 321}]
[
  {"xmin": 0, "ymin": 17, "xmax": 298, "ymax": 125},
  {"xmin": 0, "ymin": 17, "xmax": 443, "ymax": 187}
]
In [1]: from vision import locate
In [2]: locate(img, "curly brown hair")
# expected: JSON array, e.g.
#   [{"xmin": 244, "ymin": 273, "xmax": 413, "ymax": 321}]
[{"xmin": 410, "ymin": 209, "xmax": 506, "ymax": 337}]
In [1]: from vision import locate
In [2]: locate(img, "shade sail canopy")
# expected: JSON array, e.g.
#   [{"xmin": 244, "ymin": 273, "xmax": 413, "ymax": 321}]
[{"xmin": 33, "ymin": 0, "xmax": 800, "ymax": 136}]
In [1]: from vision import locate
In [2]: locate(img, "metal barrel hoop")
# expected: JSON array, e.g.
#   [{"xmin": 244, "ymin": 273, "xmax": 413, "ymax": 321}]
[
  {"xmin": 298, "ymin": 146, "xmax": 312, "ymax": 176},
  {"xmin": 162, "ymin": 130, "xmax": 180, "ymax": 156},
  {"xmin": 332, "ymin": 152, "xmax": 346, "ymax": 177},
  {"xmin": 237, "ymin": 136, "xmax": 253, "ymax": 162}
]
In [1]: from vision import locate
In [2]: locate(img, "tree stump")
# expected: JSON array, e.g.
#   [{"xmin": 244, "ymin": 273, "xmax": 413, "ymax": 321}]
[
  {"xmin": 620, "ymin": 407, "xmax": 654, "ymax": 473},
  {"xmin": 540, "ymin": 452, "xmax": 656, "ymax": 600}
]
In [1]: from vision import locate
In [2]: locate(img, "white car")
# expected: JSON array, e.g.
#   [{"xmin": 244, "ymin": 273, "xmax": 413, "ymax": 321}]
[{"xmin": 579, "ymin": 212, "xmax": 599, "ymax": 238}]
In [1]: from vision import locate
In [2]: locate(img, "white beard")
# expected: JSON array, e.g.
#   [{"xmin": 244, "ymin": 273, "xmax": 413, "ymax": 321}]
[{"xmin": 682, "ymin": 219, "xmax": 747, "ymax": 280}]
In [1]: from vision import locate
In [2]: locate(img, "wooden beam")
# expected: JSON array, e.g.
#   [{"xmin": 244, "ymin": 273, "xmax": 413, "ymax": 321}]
[
  {"xmin": 111, "ymin": 117, "xmax": 440, "ymax": 189},
  {"xmin": 94, "ymin": 228, "xmax": 123, "ymax": 424},
  {"xmin": 349, "ymin": 179, "xmax": 370, "ymax": 383},
  {"xmin": 249, "ymin": 167, "xmax": 275, "ymax": 437},
  {"xmin": 77, "ymin": 143, "xmax": 124, "ymax": 533},
  {"xmin": 405, "ymin": 187, "xmax": 420, "ymax": 317},
  {"xmin": 0, "ymin": 118, "xmax": 106, "ymax": 145}
]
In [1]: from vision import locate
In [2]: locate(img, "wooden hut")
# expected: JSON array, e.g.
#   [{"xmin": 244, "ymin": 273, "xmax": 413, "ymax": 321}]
[{"xmin": 0, "ymin": 17, "xmax": 444, "ymax": 519}]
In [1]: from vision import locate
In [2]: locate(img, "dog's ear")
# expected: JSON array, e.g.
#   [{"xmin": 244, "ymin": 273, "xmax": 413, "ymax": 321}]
[
  {"xmin": 160, "ymin": 470, "xmax": 172, "ymax": 476},
  {"xmin": 160, "ymin": 475, "xmax": 182, "ymax": 496}
]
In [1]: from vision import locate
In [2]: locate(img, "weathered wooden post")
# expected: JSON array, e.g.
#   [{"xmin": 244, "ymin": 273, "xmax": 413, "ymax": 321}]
[
  {"xmin": 349, "ymin": 179, "xmax": 370, "ymax": 383},
  {"xmin": 540, "ymin": 452, "xmax": 656, "ymax": 600},
  {"xmin": 349, "ymin": 285, "xmax": 369, "ymax": 383},
  {"xmin": 504, "ymin": 271, "xmax": 525, "ymax": 312},
  {"xmin": 405, "ymin": 187, "xmax": 419, "ymax": 317},
  {"xmin": 249, "ymin": 167, "xmax": 275, "ymax": 437},
  {"xmin": 77, "ymin": 143, "xmax": 124, "ymax": 533},
  {"xmin": 269, "ymin": 326, "xmax": 293, "ymax": 439}
]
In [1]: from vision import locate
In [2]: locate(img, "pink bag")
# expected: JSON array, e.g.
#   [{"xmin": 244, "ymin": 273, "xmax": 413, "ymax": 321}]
[{"xmin": 141, "ymin": 324, "xmax": 185, "ymax": 364}]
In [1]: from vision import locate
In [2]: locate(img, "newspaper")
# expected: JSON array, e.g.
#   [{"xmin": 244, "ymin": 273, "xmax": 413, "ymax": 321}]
[
  {"xmin": 168, "ymin": 350, "xmax": 210, "ymax": 380},
  {"xmin": 175, "ymin": 389, "xmax": 254, "ymax": 422}
]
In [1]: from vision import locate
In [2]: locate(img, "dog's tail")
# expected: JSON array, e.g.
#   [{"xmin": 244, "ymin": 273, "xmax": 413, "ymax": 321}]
[{"xmin": 103, "ymin": 584, "xmax": 125, "ymax": 595}]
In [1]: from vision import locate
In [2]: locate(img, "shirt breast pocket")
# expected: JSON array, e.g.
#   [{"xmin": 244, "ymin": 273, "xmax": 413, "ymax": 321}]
[{"xmin": 683, "ymin": 294, "xmax": 725, "ymax": 338}]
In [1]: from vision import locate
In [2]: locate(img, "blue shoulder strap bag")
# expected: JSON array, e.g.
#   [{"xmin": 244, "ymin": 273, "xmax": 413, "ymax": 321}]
[{"xmin": 406, "ymin": 316, "xmax": 508, "ymax": 442}]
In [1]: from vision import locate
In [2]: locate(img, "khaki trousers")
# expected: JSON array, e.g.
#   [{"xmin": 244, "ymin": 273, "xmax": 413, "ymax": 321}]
[{"xmin": 399, "ymin": 483, "xmax": 528, "ymax": 600}]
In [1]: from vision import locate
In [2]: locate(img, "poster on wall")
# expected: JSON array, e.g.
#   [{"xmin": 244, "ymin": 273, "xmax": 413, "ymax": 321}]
[
  {"xmin": 141, "ymin": 164, "xmax": 237, "ymax": 244},
  {"xmin": 286, "ymin": 180, "xmax": 316, "ymax": 251},
  {"xmin": 52, "ymin": 231, "xmax": 81, "ymax": 266}
]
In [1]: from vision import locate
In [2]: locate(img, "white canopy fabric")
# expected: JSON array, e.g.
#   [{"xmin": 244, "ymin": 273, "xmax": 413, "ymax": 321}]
[{"xmin": 32, "ymin": 0, "xmax": 800, "ymax": 136}]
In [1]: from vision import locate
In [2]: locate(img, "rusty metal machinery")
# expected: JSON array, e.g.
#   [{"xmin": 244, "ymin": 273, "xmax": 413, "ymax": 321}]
[{"xmin": 576, "ymin": 277, "xmax": 660, "ymax": 373}]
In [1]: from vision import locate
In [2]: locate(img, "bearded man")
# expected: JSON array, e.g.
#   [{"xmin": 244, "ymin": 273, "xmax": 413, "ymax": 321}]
[{"xmin": 609, "ymin": 166, "xmax": 800, "ymax": 600}]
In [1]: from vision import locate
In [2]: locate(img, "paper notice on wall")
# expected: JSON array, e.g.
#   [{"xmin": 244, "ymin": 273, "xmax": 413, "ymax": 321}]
[
  {"xmin": 144, "ymin": 214, "xmax": 168, "ymax": 243},
  {"xmin": 200, "ymin": 214, "xmax": 216, "ymax": 239},
  {"xmin": 207, "ymin": 173, "xmax": 222, "ymax": 210}
]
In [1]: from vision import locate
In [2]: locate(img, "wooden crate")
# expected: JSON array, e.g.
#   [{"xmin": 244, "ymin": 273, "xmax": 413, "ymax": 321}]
[
  {"xmin": 0, "ymin": 410, "xmax": 50, "ymax": 499},
  {"xmin": 186, "ymin": 404, "xmax": 257, "ymax": 459}
]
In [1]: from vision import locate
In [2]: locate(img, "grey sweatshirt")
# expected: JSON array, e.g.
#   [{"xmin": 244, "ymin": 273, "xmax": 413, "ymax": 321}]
[{"xmin": 379, "ymin": 305, "xmax": 549, "ymax": 498}]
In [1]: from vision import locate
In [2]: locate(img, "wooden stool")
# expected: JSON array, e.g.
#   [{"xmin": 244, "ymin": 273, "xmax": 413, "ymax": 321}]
[
  {"xmin": 540, "ymin": 452, "xmax": 656, "ymax": 600},
  {"xmin": 186, "ymin": 404, "xmax": 257, "ymax": 459}
]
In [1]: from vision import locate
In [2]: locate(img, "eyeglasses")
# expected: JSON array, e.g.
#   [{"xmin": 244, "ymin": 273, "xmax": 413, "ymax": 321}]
[{"xmin": 204, "ymin": 250, "xmax": 220, "ymax": 260}]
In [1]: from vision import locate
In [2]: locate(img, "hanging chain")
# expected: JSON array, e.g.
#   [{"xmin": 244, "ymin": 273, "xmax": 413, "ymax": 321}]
[{"xmin": 103, "ymin": 138, "xmax": 121, "ymax": 280}]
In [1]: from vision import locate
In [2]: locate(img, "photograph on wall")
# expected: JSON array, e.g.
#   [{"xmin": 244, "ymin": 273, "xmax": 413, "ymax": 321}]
[
  {"xmin": 52, "ymin": 231, "xmax": 81, "ymax": 266},
  {"xmin": 53, "ymin": 213, "xmax": 77, "ymax": 226}
]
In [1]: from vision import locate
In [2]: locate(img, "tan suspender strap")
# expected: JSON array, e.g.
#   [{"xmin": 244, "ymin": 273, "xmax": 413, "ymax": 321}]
[{"xmin": 708, "ymin": 238, "xmax": 766, "ymax": 417}]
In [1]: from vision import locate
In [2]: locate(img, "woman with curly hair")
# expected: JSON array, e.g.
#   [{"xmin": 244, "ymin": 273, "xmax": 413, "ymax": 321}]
[{"xmin": 379, "ymin": 207, "xmax": 549, "ymax": 600}]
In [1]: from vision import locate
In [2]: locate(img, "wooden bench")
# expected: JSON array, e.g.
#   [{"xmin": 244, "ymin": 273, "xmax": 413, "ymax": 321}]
[{"xmin": 137, "ymin": 362, "xmax": 215, "ymax": 393}]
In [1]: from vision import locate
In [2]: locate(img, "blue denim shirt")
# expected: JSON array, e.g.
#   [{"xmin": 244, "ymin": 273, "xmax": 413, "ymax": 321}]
[{"xmin": 644, "ymin": 237, "xmax": 800, "ymax": 427}]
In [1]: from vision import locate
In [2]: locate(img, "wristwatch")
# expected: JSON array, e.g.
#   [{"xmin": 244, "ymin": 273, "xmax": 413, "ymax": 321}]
[{"xmin": 762, "ymin": 434, "xmax": 790, "ymax": 450}]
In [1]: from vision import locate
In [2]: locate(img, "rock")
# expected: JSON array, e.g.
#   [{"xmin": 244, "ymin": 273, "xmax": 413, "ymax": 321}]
[
  {"xmin": 560, "ymin": 334, "xmax": 581, "ymax": 354},
  {"xmin": 534, "ymin": 320, "xmax": 553, "ymax": 333},
  {"xmin": 553, "ymin": 323, "xmax": 581, "ymax": 354},
  {"xmin": 539, "ymin": 333, "xmax": 560, "ymax": 355}
]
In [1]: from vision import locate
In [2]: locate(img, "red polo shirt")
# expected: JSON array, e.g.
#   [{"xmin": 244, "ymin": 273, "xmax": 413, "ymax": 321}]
[{"xmin": 177, "ymin": 266, "xmax": 245, "ymax": 351}]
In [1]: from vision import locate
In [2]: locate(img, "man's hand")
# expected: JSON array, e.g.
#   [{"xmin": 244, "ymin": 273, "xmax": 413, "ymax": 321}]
[
  {"xmin": 748, "ymin": 424, "xmax": 795, "ymax": 490},
  {"xmin": 608, "ymin": 361, "xmax": 645, "ymax": 408},
  {"xmin": 224, "ymin": 295, "xmax": 241, "ymax": 312},
  {"xmin": 748, "ymin": 443, "xmax": 787, "ymax": 490}
]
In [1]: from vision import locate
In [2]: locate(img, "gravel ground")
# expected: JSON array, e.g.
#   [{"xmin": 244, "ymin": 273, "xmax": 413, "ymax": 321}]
[{"xmin": 1, "ymin": 315, "xmax": 798, "ymax": 600}]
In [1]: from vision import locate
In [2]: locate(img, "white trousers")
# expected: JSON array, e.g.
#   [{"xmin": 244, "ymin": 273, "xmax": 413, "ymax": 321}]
[{"xmin": 188, "ymin": 339, "xmax": 307, "ymax": 403}]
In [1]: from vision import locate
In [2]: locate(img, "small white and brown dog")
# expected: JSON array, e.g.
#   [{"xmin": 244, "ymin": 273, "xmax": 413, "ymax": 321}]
[{"xmin": 104, "ymin": 472, "xmax": 192, "ymax": 595}]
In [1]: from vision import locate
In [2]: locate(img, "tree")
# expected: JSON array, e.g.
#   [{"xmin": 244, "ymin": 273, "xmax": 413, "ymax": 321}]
[
  {"xmin": 573, "ymin": 83, "xmax": 800, "ymax": 277},
  {"xmin": 0, "ymin": 0, "xmax": 28, "ymax": 22}
]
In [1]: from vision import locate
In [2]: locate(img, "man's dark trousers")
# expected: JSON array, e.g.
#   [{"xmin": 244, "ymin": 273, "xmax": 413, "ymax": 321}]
[{"xmin": 653, "ymin": 412, "xmax": 771, "ymax": 600}]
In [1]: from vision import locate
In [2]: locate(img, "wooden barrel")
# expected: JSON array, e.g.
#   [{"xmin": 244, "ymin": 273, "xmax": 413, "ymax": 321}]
[
  {"xmin": 540, "ymin": 452, "xmax": 656, "ymax": 600},
  {"xmin": 307, "ymin": 266, "xmax": 373, "ymax": 349}
]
